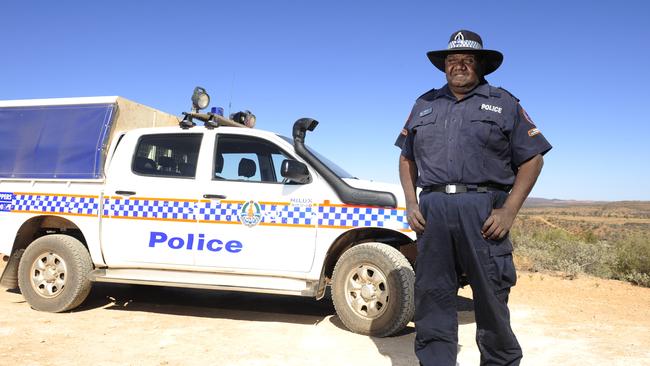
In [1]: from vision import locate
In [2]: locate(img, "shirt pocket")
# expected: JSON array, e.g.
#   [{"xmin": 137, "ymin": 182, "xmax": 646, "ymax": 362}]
[
  {"xmin": 412, "ymin": 113, "xmax": 443, "ymax": 155},
  {"xmin": 466, "ymin": 112, "xmax": 508, "ymax": 153}
]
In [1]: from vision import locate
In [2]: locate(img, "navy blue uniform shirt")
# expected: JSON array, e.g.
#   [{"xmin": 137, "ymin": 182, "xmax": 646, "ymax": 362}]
[{"xmin": 397, "ymin": 82, "xmax": 552, "ymax": 187}]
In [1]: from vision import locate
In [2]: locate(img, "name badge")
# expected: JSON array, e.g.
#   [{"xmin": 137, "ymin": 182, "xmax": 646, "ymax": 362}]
[{"xmin": 418, "ymin": 107, "xmax": 432, "ymax": 117}]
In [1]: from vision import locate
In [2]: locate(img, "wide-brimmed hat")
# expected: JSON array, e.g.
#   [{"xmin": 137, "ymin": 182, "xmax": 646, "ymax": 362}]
[{"xmin": 426, "ymin": 30, "xmax": 503, "ymax": 75}]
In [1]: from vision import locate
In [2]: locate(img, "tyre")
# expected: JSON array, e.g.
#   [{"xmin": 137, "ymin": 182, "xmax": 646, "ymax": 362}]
[
  {"xmin": 18, "ymin": 234, "xmax": 93, "ymax": 312},
  {"xmin": 331, "ymin": 242, "xmax": 415, "ymax": 337}
]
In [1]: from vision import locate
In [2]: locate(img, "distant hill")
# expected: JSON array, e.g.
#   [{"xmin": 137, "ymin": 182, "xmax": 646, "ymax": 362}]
[
  {"xmin": 523, "ymin": 198, "xmax": 650, "ymax": 219},
  {"xmin": 523, "ymin": 197, "xmax": 607, "ymax": 207}
]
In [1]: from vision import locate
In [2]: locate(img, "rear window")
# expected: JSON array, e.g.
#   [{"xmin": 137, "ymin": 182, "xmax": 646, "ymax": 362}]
[{"xmin": 132, "ymin": 134, "xmax": 202, "ymax": 178}]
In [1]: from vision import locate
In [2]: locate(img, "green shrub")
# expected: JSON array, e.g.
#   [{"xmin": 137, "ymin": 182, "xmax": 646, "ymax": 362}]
[
  {"xmin": 623, "ymin": 272, "xmax": 650, "ymax": 287},
  {"xmin": 512, "ymin": 223, "xmax": 650, "ymax": 287},
  {"xmin": 613, "ymin": 232, "xmax": 650, "ymax": 283},
  {"xmin": 580, "ymin": 229, "xmax": 599, "ymax": 244},
  {"xmin": 512, "ymin": 227, "xmax": 615, "ymax": 280}
]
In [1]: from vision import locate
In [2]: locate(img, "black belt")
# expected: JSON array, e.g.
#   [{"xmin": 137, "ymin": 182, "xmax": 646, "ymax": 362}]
[{"xmin": 422, "ymin": 183, "xmax": 511, "ymax": 194}]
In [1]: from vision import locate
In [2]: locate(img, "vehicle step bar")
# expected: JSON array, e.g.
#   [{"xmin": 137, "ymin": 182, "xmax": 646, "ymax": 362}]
[{"xmin": 89, "ymin": 268, "xmax": 318, "ymax": 297}]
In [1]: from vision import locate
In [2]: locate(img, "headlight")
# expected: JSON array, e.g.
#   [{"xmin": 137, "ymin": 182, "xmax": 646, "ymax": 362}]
[{"xmin": 191, "ymin": 86, "xmax": 210, "ymax": 110}]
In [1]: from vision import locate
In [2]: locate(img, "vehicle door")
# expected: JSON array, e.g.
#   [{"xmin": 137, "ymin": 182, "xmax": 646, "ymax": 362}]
[
  {"xmin": 101, "ymin": 132, "xmax": 203, "ymax": 268},
  {"xmin": 193, "ymin": 132, "xmax": 318, "ymax": 272}
]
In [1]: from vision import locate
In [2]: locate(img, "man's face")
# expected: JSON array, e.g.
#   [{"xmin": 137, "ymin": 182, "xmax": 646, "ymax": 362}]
[{"xmin": 445, "ymin": 53, "xmax": 482, "ymax": 91}]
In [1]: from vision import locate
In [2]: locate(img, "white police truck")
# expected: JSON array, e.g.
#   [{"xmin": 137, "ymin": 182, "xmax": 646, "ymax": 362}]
[{"xmin": 0, "ymin": 89, "xmax": 416, "ymax": 337}]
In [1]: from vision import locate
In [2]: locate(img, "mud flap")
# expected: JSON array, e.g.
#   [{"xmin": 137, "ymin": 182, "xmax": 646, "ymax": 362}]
[{"xmin": 0, "ymin": 249, "xmax": 24, "ymax": 289}]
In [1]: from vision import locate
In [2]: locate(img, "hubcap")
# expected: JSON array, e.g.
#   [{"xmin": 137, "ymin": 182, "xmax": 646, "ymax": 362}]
[
  {"xmin": 30, "ymin": 252, "xmax": 67, "ymax": 298},
  {"xmin": 344, "ymin": 264, "xmax": 389, "ymax": 319}
]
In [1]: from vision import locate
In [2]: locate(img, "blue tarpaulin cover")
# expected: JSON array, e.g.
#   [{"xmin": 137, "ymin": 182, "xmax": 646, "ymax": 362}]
[{"xmin": 0, "ymin": 103, "xmax": 115, "ymax": 179}]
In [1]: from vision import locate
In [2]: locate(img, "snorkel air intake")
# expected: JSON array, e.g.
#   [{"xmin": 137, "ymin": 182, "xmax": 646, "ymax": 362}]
[{"xmin": 292, "ymin": 118, "xmax": 397, "ymax": 208}]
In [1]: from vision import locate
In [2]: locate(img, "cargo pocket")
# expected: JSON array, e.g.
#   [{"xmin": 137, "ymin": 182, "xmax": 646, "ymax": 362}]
[
  {"xmin": 487, "ymin": 250, "xmax": 517, "ymax": 298},
  {"xmin": 485, "ymin": 191, "xmax": 514, "ymax": 257}
]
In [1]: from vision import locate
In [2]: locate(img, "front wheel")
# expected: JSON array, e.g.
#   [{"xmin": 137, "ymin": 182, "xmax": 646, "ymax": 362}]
[
  {"xmin": 18, "ymin": 234, "xmax": 93, "ymax": 312},
  {"xmin": 331, "ymin": 243, "xmax": 415, "ymax": 337}
]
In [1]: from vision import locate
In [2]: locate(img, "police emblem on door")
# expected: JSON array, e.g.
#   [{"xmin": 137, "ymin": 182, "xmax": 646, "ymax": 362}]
[{"xmin": 240, "ymin": 200, "xmax": 263, "ymax": 227}]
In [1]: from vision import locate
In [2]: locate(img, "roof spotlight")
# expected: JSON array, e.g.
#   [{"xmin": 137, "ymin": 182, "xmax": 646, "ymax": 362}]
[
  {"xmin": 191, "ymin": 86, "xmax": 210, "ymax": 111},
  {"xmin": 230, "ymin": 110, "xmax": 256, "ymax": 128}
]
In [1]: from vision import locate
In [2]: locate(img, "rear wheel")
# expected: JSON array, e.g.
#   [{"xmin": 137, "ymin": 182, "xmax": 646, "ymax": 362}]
[
  {"xmin": 18, "ymin": 234, "xmax": 93, "ymax": 312},
  {"xmin": 331, "ymin": 243, "xmax": 415, "ymax": 337}
]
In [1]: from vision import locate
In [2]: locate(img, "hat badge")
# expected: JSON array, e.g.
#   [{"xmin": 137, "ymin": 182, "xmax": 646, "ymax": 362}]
[
  {"xmin": 450, "ymin": 32, "xmax": 465, "ymax": 47},
  {"xmin": 447, "ymin": 31, "xmax": 481, "ymax": 50}
]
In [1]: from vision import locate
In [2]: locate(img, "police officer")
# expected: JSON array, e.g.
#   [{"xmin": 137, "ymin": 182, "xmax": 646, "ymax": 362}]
[{"xmin": 397, "ymin": 30, "xmax": 552, "ymax": 366}]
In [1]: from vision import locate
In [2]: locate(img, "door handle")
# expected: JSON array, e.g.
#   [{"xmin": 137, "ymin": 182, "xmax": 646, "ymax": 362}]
[
  {"xmin": 115, "ymin": 190, "xmax": 136, "ymax": 196},
  {"xmin": 203, "ymin": 194, "xmax": 227, "ymax": 199}
]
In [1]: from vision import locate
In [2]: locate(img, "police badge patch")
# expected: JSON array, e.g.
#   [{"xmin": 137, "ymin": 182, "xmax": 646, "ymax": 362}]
[{"xmin": 240, "ymin": 200, "xmax": 263, "ymax": 227}]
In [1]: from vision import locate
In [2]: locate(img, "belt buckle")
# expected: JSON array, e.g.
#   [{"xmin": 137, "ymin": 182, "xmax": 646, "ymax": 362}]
[{"xmin": 445, "ymin": 185, "xmax": 457, "ymax": 194}]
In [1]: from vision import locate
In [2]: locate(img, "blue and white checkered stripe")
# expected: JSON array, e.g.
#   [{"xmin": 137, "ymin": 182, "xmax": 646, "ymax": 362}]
[
  {"xmin": 261, "ymin": 204, "xmax": 314, "ymax": 226},
  {"xmin": 12, "ymin": 194, "xmax": 99, "ymax": 216},
  {"xmin": 318, "ymin": 205, "xmax": 409, "ymax": 230},
  {"xmin": 104, "ymin": 198, "xmax": 195, "ymax": 220},
  {"xmin": 103, "ymin": 198, "xmax": 405, "ymax": 228},
  {"xmin": 448, "ymin": 39, "xmax": 482, "ymax": 50},
  {"xmin": 199, "ymin": 202, "xmax": 314, "ymax": 226},
  {"xmin": 199, "ymin": 201, "xmax": 240, "ymax": 223},
  {"xmin": 5, "ymin": 193, "xmax": 408, "ymax": 229}
]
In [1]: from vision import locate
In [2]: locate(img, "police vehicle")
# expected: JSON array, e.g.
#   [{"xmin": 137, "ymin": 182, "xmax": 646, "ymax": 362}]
[{"xmin": 0, "ymin": 88, "xmax": 416, "ymax": 337}]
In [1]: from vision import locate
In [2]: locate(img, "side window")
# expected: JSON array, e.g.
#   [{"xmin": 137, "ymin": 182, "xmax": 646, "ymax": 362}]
[
  {"xmin": 271, "ymin": 153, "xmax": 287, "ymax": 177},
  {"xmin": 132, "ymin": 133, "xmax": 202, "ymax": 178},
  {"xmin": 214, "ymin": 134, "xmax": 294, "ymax": 183}
]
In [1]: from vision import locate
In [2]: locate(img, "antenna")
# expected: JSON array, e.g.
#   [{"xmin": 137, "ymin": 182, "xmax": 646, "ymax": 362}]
[{"xmin": 228, "ymin": 72, "xmax": 235, "ymax": 117}]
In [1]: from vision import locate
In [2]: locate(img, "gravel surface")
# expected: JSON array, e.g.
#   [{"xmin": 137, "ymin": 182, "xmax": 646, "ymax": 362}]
[{"xmin": 1, "ymin": 261, "xmax": 649, "ymax": 366}]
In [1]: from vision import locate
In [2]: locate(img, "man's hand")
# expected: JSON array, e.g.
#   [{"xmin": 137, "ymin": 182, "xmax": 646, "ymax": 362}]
[
  {"xmin": 399, "ymin": 155, "xmax": 426, "ymax": 234},
  {"xmin": 481, "ymin": 207, "xmax": 516, "ymax": 240},
  {"xmin": 406, "ymin": 201, "xmax": 426, "ymax": 234},
  {"xmin": 481, "ymin": 154, "xmax": 545, "ymax": 240}
]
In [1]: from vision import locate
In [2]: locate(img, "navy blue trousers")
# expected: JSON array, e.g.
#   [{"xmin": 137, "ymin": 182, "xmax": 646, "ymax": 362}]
[{"xmin": 414, "ymin": 191, "xmax": 522, "ymax": 366}]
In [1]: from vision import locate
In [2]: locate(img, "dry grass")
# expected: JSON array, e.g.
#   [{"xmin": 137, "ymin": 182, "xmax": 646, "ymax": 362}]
[{"xmin": 512, "ymin": 200, "xmax": 650, "ymax": 287}]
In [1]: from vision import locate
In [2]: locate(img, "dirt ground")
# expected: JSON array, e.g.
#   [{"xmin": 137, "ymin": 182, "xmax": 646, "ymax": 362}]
[{"xmin": 1, "ymin": 261, "xmax": 649, "ymax": 366}]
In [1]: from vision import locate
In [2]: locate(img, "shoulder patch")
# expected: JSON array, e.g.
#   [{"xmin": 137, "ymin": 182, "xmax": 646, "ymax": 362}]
[{"xmin": 527, "ymin": 128, "xmax": 541, "ymax": 137}]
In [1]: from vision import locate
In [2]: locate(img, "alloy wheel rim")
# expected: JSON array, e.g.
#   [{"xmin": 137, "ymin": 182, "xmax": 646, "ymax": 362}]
[
  {"xmin": 30, "ymin": 252, "xmax": 67, "ymax": 298},
  {"xmin": 344, "ymin": 264, "xmax": 389, "ymax": 319}
]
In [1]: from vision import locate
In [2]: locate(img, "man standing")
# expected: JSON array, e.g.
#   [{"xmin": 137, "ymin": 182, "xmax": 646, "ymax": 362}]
[{"xmin": 397, "ymin": 30, "xmax": 552, "ymax": 366}]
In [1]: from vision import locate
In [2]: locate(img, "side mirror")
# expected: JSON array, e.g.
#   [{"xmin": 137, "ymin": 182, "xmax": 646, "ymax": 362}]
[{"xmin": 281, "ymin": 159, "xmax": 311, "ymax": 184}]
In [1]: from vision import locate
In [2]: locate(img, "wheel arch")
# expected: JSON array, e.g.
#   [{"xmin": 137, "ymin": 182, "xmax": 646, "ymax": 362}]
[
  {"xmin": 315, "ymin": 227, "xmax": 415, "ymax": 299},
  {"xmin": 0, "ymin": 215, "xmax": 88, "ymax": 289}
]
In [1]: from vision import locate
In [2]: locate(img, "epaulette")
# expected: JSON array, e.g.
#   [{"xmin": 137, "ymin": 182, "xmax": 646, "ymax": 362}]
[
  {"xmin": 496, "ymin": 86, "xmax": 520, "ymax": 102},
  {"xmin": 417, "ymin": 87, "xmax": 437, "ymax": 101}
]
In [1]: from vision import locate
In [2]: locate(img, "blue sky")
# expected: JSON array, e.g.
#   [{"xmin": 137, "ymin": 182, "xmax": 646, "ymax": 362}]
[{"xmin": 1, "ymin": 0, "xmax": 649, "ymax": 201}]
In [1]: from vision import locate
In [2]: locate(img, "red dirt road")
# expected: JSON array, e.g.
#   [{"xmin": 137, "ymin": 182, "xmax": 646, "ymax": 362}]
[{"xmin": 1, "ymin": 261, "xmax": 649, "ymax": 365}]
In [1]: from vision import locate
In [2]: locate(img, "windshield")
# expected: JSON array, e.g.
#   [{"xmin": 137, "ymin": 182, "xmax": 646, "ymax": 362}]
[{"xmin": 279, "ymin": 135, "xmax": 355, "ymax": 179}]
